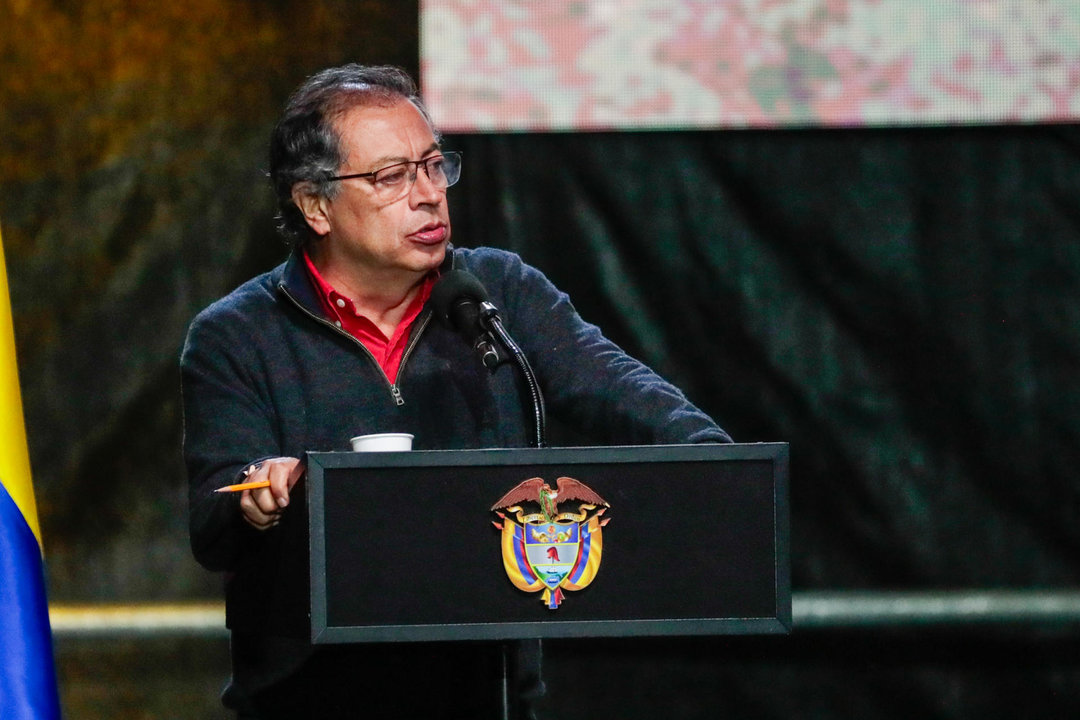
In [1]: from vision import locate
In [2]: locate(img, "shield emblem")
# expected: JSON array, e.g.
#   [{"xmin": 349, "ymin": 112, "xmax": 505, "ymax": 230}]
[
  {"xmin": 491, "ymin": 476, "xmax": 611, "ymax": 609},
  {"xmin": 523, "ymin": 521, "xmax": 580, "ymax": 590}
]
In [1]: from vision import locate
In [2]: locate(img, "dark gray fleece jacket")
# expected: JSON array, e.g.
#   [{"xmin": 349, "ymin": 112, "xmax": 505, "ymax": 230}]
[{"xmin": 180, "ymin": 245, "xmax": 730, "ymax": 697}]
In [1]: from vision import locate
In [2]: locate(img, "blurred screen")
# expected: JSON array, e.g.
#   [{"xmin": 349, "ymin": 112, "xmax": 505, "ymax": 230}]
[{"xmin": 421, "ymin": 0, "xmax": 1080, "ymax": 132}]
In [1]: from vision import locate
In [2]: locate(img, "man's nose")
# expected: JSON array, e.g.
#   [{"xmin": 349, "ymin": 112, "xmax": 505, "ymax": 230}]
[{"xmin": 408, "ymin": 164, "xmax": 442, "ymax": 205}]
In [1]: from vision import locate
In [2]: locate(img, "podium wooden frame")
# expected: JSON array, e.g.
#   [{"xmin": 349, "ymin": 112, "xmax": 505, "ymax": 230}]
[{"xmin": 307, "ymin": 442, "xmax": 790, "ymax": 643}]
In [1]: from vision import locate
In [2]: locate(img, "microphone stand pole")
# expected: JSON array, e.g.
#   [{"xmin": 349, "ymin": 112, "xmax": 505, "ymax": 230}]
[{"xmin": 478, "ymin": 302, "xmax": 548, "ymax": 719}]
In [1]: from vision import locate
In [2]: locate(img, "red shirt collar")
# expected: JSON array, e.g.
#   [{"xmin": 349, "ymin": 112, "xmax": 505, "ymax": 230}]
[{"xmin": 301, "ymin": 248, "xmax": 436, "ymax": 382}]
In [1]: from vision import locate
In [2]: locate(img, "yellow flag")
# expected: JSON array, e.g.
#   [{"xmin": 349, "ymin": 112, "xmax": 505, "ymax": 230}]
[
  {"xmin": 1, "ymin": 226, "xmax": 61, "ymax": 718},
  {"xmin": 0, "ymin": 226, "xmax": 42, "ymax": 547}
]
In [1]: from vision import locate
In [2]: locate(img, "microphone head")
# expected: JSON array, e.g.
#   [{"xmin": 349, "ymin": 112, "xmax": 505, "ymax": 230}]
[{"xmin": 430, "ymin": 269, "xmax": 491, "ymax": 331}]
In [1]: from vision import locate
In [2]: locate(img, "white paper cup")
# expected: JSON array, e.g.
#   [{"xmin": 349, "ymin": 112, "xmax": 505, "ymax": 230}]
[{"xmin": 349, "ymin": 432, "xmax": 414, "ymax": 452}]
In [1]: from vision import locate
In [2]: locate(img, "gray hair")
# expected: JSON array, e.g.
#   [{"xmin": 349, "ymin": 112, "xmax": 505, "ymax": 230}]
[{"xmin": 268, "ymin": 64, "xmax": 438, "ymax": 245}]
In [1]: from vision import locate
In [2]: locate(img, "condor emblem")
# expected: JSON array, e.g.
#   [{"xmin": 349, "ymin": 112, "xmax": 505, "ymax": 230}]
[{"xmin": 491, "ymin": 477, "xmax": 610, "ymax": 609}]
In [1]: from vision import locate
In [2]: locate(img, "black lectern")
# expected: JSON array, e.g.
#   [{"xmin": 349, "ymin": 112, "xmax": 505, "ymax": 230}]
[{"xmin": 307, "ymin": 442, "xmax": 790, "ymax": 644}]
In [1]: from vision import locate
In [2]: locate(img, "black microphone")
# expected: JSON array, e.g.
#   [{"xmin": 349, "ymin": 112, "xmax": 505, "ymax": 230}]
[
  {"xmin": 430, "ymin": 270, "xmax": 502, "ymax": 368},
  {"xmin": 430, "ymin": 268, "xmax": 547, "ymax": 448}
]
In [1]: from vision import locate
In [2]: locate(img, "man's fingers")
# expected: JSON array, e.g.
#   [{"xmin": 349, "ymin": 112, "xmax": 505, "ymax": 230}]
[
  {"xmin": 266, "ymin": 461, "xmax": 296, "ymax": 508},
  {"xmin": 233, "ymin": 456, "xmax": 302, "ymax": 530},
  {"xmin": 242, "ymin": 514, "xmax": 280, "ymax": 531},
  {"xmin": 254, "ymin": 482, "xmax": 284, "ymax": 515},
  {"xmin": 240, "ymin": 488, "xmax": 281, "ymax": 530}
]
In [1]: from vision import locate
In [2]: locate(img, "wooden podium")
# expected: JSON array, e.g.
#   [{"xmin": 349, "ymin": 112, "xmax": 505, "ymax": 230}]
[{"xmin": 306, "ymin": 442, "xmax": 790, "ymax": 644}]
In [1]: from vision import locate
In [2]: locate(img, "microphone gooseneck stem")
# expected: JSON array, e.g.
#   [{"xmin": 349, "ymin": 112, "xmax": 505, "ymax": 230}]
[{"xmin": 480, "ymin": 303, "xmax": 547, "ymax": 449}]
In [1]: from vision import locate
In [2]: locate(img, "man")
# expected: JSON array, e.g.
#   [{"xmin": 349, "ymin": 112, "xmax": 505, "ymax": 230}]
[{"xmin": 181, "ymin": 64, "xmax": 731, "ymax": 718}]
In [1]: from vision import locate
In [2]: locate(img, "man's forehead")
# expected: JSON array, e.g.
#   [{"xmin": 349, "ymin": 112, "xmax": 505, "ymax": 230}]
[{"xmin": 334, "ymin": 100, "xmax": 439, "ymax": 164}]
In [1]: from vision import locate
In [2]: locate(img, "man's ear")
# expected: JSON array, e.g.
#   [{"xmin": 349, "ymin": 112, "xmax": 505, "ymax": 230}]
[{"xmin": 291, "ymin": 183, "xmax": 332, "ymax": 237}]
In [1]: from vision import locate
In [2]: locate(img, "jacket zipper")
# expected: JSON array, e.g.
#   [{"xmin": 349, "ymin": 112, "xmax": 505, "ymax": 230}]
[
  {"xmin": 395, "ymin": 313, "xmax": 431, "ymax": 400},
  {"xmin": 279, "ymin": 284, "xmax": 431, "ymax": 407}
]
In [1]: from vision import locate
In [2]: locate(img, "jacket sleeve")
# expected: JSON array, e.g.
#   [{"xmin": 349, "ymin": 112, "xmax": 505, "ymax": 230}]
[
  {"xmin": 180, "ymin": 301, "xmax": 282, "ymax": 572},
  {"xmin": 479, "ymin": 250, "xmax": 733, "ymax": 445}
]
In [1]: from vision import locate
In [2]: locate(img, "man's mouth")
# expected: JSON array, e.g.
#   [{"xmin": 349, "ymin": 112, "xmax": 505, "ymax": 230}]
[{"xmin": 410, "ymin": 222, "xmax": 448, "ymax": 245}]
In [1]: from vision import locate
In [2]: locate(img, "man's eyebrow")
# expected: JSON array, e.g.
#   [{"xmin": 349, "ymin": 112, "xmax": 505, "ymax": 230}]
[{"xmin": 367, "ymin": 143, "xmax": 442, "ymax": 169}]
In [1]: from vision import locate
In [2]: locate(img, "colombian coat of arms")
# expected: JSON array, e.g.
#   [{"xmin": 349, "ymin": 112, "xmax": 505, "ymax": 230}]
[{"xmin": 491, "ymin": 476, "xmax": 610, "ymax": 609}]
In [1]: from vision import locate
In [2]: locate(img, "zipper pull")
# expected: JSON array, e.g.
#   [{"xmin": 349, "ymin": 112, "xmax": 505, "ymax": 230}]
[{"xmin": 390, "ymin": 385, "xmax": 405, "ymax": 406}]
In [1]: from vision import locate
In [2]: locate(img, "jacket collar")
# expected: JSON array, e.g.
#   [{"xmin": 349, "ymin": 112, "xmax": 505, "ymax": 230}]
[{"xmin": 276, "ymin": 243, "xmax": 457, "ymax": 317}]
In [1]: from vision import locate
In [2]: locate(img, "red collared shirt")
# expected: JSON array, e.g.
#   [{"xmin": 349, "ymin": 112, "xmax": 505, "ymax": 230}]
[{"xmin": 302, "ymin": 249, "xmax": 434, "ymax": 383}]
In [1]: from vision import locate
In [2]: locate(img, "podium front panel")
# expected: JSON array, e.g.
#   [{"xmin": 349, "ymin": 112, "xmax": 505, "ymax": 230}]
[{"xmin": 307, "ymin": 443, "xmax": 789, "ymax": 643}]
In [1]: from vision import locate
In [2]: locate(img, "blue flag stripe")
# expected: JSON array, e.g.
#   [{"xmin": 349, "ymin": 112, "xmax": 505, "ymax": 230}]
[{"xmin": 0, "ymin": 482, "xmax": 61, "ymax": 719}]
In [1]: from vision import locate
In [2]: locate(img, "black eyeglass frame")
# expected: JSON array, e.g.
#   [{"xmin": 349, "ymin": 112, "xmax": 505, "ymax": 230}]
[{"xmin": 325, "ymin": 151, "xmax": 462, "ymax": 185}]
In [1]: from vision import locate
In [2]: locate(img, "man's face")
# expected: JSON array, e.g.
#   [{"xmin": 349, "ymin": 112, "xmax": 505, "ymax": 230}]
[{"xmin": 305, "ymin": 99, "xmax": 451, "ymax": 282}]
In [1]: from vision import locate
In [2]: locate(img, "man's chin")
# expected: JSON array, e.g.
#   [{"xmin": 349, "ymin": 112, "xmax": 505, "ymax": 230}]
[
  {"xmin": 389, "ymin": 232, "xmax": 447, "ymax": 274},
  {"xmin": 411, "ymin": 240, "xmax": 447, "ymax": 268}
]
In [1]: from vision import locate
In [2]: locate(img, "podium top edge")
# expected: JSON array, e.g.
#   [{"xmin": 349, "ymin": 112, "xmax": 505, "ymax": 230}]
[{"xmin": 304, "ymin": 441, "xmax": 788, "ymax": 470}]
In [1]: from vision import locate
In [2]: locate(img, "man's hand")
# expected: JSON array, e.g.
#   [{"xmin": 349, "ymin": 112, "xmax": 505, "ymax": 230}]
[{"xmin": 238, "ymin": 457, "xmax": 303, "ymax": 531}]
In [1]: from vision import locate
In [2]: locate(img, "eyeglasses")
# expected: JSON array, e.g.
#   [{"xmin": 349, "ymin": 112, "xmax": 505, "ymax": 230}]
[{"xmin": 327, "ymin": 151, "xmax": 462, "ymax": 200}]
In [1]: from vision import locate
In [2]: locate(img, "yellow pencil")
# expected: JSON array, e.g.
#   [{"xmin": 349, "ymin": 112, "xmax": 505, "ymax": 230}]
[{"xmin": 214, "ymin": 479, "xmax": 271, "ymax": 493}]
